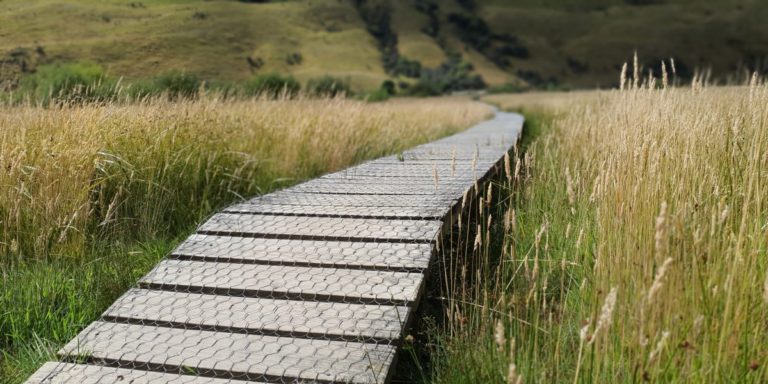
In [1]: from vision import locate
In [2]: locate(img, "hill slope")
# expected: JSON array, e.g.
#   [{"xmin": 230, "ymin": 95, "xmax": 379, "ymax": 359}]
[{"xmin": 1, "ymin": 0, "xmax": 767, "ymax": 91}]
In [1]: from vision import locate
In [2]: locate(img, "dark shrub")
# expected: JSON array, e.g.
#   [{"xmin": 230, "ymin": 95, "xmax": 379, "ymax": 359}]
[
  {"xmin": 407, "ymin": 55, "xmax": 486, "ymax": 96},
  {"xmin": 247, "ymin": 56, "xmax": 264, "ymax": 69},
  {"xmin": 381, "ymin": 80, "xmax": 396, "ymax": 95},
  {"xmin": 625, "ymin": 0, "xmax": 662, "ymax": 4},
  {"xmin": 456, "ymin": 0, "xmax": 476, "ymax": 11},
  {"xmin": 354, "ymin": 0, "xmax": 405, "ymax": 75},
  {"xmin": 244, "ymin": 73, "xmax": 300, "ymax": 98},
  {"xmin": 285, "ymin": 52, "xmax": 303, "ymax": 66},
  {"xmin": 393, "ymin": 57, "xmax": 422, "ymax": 78},
  {"xmin": 407, "ymin": 80, "xmax": 442, "ymax": 97},
  {"xmin": 306, "ymin": 76, "xmax": 352, "ymax": 97}
]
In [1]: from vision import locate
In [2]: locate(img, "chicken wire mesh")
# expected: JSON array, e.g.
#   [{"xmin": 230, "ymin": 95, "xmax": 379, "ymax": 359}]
[{"xmin": 25, "ymin": 112, "xmax": 523, "ymax": 384}]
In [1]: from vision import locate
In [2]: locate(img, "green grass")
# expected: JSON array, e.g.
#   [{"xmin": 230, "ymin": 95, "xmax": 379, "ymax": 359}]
[
  {"xmin": 0, "ymin": 239, "xmax": 175, "ymax": 383},
  {"xmin": 428, "ymin": 111, "xmax": 559, "ymax": 383}
]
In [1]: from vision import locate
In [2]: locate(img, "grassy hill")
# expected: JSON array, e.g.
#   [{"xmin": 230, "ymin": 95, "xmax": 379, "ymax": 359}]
[{"xmin": 1, "ymin": 0, "xmax": 767, "ymax": 91}]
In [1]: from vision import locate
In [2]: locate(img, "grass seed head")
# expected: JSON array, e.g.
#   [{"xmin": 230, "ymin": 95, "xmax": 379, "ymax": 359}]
[
  {"xmin": 495, "ymin": 319, "xmax": 506, "ymax": 352},
  {"xmin": 647, "ymin": 257, "xmax": 673, "ymax": 306},
  {"xmin": 654, "ymin": 202, "xmax": 668, "ymax": 258},
  {"xmin": 590, "ymin": 287, "xmax": 618, "ymax": 344}
]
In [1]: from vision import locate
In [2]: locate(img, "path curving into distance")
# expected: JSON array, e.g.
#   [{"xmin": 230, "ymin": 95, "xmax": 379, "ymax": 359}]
[{"xmin": 26, "ymin": 111, "xmax": 523, "ymax": 384}]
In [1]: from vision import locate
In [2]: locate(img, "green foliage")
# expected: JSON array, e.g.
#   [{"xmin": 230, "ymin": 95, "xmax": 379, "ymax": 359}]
[
  {"xmin": 487, "ymin": 80, "xmax": 529, "ymax": 94},
  {"xmin": 406, "ymin": 56, "xmax": 486, "ymax": 96},
  {"xmin": 306, "ymin": 76, "xmax": 353, "ymax": 97},
  {"xmin": 447, "ymin": 12, "xmax": 529, "ymax": 68},
  {"xmin": 19, "ymin": 62, "xmax": 118, "ymax": 104},
  {"xmin": 361, "ymin": 88, "xmax": 391, "ymax": 102},
  {"xmin": 150, "ymin": 70, "xmax": 202, "ymax": 99},
  {"xmin": 124, "ymin": 70, "xmax": 202, "ymax": 100},
  {"xmin": 381, "ymin": 79, "xmax": 396, "ymax": 95},
  {"xmin": 244, "ymin": 73, "xmax": 300, "ymax": 98},
  {"xmin": 0, "ymin": 240, "xmax": 173, "ymax": 382},
  {"xmin": 406, "ymin": 80, "xmax": 443, "ymax": 97},
  {"xmin": 392, "ymin": 57, "xmax": 422, "ymax": 78}
]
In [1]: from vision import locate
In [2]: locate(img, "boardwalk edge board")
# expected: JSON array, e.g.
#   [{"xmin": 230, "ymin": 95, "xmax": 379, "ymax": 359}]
[{"xmin": 25, "ymin": 112, "xmax": 523, "ymax": 384}]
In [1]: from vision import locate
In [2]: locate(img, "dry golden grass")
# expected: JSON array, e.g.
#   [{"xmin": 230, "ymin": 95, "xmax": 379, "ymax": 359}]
[
  {"xmin": 0, "ymin": 96, "xmax": 490, "ymax": 263},
  {"xmin": 435, "ymin": 83, "xmax": 767, "ymax": 382}
]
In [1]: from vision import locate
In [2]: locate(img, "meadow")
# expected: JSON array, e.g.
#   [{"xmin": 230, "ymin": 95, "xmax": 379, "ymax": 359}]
[
  {"xmin": 0, "ymin": 95, "xmax": 491, "ymax": 383},
  {"xmin": 428, "ymin": 80, "xmax": 768, "ymax": 382}
]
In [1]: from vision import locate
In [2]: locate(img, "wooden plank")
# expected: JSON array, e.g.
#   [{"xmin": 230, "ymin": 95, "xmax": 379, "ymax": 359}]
[
  {"xmin": 224, "ymin": 203, "xmax": 448, "ymax": 219},
  {"xmin": 368, "ymin": 157, "xmax": 499, "ymax": 166},
  {"xmin": 26, "ymin": 362, "xmax": 265, "ymax": 384},
  {"xmin": 323, "ymin": 169, "xmax": 480, "ymax": 179},
  {"xmin": 287, "ymin": 181, "xmax": 469, "ymax": 196},
  {"xmin": 173, "ymin": 234, "xmax": 433, "ymax": 271},
  {"xmin": 59, "ymin": 322, "xmax": 396, "ymax": 384},
  {"xmin": 242, "ymin": 192, "xmax": 456, "ymax": 207},
  {"xmin": 198, "ymin": 213, "xmax": 443, "ymax": 243},
  {"xmin": 140, "ymin": 260, "xmax": 424, "ymax": 305},
  {"xmin": 104, "ymin": 289, "xmax": 410, "ymax": 341}
]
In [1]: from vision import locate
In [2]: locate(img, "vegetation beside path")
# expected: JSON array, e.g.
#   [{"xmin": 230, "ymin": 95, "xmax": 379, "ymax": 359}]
[
  {"xmin": 429, "ymin": 81, "xmax": 768, "ymax": 382},
  {"xmin": 0, "ymin": 95, "xmax": 491, "ymax": 383}
]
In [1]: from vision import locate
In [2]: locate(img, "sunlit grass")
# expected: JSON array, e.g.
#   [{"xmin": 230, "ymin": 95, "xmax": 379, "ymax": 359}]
[{"xmin": 432, "ymin": 82, "xmax": 767, "ymax": 383}]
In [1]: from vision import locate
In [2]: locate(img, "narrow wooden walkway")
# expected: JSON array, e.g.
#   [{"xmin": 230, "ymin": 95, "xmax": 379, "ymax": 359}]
[{"xmin": 26, "ymin": 112, "xmax": 523, "ymax": 384}]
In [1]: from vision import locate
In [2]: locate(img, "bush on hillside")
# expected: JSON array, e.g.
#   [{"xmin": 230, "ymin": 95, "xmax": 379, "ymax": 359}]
[
  {"xmin": 487, "ymin": 80, "xmax": 529, "ymax": 94},
  {"xmin": 406, "ymin": 56, "xmax": 486, "ymax": 96},
  {"xmin": 361, "ymin": 88, "xmax": 390, "ymax": 102},
  {"xmin": 20, "ymin": 62, "xmax": 118, "ymax": 104},
  {"xmin": 151, "ymin": 70, "xmax": 201, "ymax": 99},
  {"xmin": 306, "ymin": 76, "xmax": 352, "ymax": 97},
  {"xmin": 244, "ymin": 73, "xmax": 300, "ymax": 98},
  {"xmin": 392, "ymin": 57, "xmax": 422, "ymax": 78},
  {"xmin": 381, "ymin": 79, "xmax": 396, "ymax": 95}
]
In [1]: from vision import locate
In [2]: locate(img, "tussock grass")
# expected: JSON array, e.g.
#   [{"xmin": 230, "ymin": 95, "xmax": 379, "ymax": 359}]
[
  {"xmin": 0, "ymin": 95, "xmax": 490, "ymax": 383},
  {"xmin": 432, "ymin": 84, "xmax": 767, "ymax": 382}
]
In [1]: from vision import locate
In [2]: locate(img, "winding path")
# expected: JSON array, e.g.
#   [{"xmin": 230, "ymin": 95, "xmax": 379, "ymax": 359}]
[{"xmin": 26, "ymin": 111, "xmax": 523, "ymax": 384}]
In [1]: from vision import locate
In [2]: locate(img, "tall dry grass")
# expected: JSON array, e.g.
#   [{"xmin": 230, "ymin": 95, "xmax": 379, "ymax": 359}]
[
  {"xmin": 0, "ymin": 96, "xmax": 490, "ymax": 263},
  {"xmin": 433, "ymin": 81, "xmax": 767, "ymax": 382},
  {"xmin": 0, "ymin": 95, "xmax": 490, "ymax": 383}
]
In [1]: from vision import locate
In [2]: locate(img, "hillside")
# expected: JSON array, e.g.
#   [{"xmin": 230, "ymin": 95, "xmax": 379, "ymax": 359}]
[{"xmin": 1, "ymin": 0, "xmax": 768, "ymax": 91}]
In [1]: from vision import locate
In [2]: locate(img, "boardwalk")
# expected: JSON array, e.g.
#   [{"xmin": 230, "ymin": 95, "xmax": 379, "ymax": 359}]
[{"xmin": 26, "ymin": 112, "xmax": 523, "ymax": 384}]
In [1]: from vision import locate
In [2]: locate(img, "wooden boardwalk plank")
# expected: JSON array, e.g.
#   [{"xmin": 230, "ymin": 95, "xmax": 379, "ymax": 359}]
[
  {"xmin": 140, "ymin": 260, "xmax": 424, "ymax": 305},
  {"xmin": 59, "ymin": 322, "xmax": 396, "ymax": 384},
  {"xmin": 172, "ymin": 234, "xmax": 433, "ymax": 271},
  {"xmin": 26, "ymin": 362, "xmax": 265, "ymax": 384},
  {"xmin": 104, "ymin": 289, "xmax": 410, "ymax": 341},
  {"xmin": 224, "ymin": 204, "xmax": 448, "ymax": 219},
  {"xmin": 287, "ymin": 181, "xmax": 469, "ymax": 196},
  {"xmin": 198, "ymin": 213, "xmax": 442, "ymax": 242},
  {"xmin": 322, "ymin": 169, "xmax": 480, "ymax": 179},
  {"xmin": 242, "ymin": 192, "xmax": 456, "ymax": 207}
]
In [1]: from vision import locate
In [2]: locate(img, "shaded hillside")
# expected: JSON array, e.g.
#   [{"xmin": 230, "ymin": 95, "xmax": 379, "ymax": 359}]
[{"xmin": 1, "ymin": 0, "xmax": 767, "ymax": 91}]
